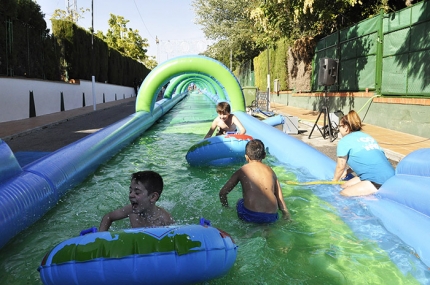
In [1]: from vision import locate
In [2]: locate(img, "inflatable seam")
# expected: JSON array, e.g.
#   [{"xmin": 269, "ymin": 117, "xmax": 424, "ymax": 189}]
[
  {"xmin": 25, "ymin": 169, "xmax": 59, "ymax": 200},
  {"xmin": 373, "ymin": 195, "xmax": 430, "ymax": 219}
]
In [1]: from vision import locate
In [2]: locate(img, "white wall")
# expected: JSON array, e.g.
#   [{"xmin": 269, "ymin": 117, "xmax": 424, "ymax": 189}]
[{"xmin": 0, "ymin": 78, "xmax": 135, "ymax": 123}]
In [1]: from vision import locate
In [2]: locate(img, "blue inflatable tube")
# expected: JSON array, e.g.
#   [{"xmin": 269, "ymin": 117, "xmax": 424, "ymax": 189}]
[
  {"xmin": 186, "ymin": 134, "xmax": 253, "ymax": 167},
  {"xmin": 38, "ymin": 224, "xmax": 237, "ymax": 285},
  {"xmin": 260, "ymin": 114, "xmax": 284, "ymax": 126},
  {"xmin": 0, "ymin": 140, "xmax": 22, "ymax": 182},
  {"xmin": 261, "ymin": 114, "xmax": 284, "ymax": 127}
]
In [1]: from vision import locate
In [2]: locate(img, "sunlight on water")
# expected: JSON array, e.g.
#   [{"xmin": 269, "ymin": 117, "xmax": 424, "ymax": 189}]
[{"xmin": 0, "ymin": 95, "xmax": 428, "ymax": 284}]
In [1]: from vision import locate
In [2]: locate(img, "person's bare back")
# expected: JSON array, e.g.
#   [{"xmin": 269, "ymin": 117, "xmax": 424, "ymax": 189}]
[
  {"xmin": 219, "ymin": 139, "xmax": 290, "ymax": 223},
  {"xmin": 238, "ymin": 161, "xmax": 280, "ymax": 213}
]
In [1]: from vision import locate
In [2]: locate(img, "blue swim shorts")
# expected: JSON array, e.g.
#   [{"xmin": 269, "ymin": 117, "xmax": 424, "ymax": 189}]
[{"xmin": 236, "ymin": 199, "xmax": 279, "ymax": 224}]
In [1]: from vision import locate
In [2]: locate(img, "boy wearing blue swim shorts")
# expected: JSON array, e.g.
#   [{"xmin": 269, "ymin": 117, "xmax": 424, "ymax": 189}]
[{"xmin": 219, "ymin": 139, "xmax": 290, "ymax": 223}]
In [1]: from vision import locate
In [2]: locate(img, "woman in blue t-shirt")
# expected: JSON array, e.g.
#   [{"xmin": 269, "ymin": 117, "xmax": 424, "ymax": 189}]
[{"xmin": 333, "ymin": 110, "xmax": 395, "ymax": 196}]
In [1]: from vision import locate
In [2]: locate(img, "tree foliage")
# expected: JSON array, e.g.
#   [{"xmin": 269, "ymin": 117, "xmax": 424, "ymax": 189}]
[
  {"xmin": 0, "ymin": 0, "xmax": 58, "ymax": 79},
  {"xmin": 193, "ymin": 0, "xmax": 411, "ymax": 66},
  {"xmin": 251, "ymin": 0, "xmax": 410, "ymax": 40},
  {"xmin": 95, "ymin": 14, "xmax": 156, "ymax": 69},
  {"xmin": 50, "ymin": 9, "xmax": 156, "ymax": 69},
  {"xmin": 193, "ymin": 0, "xmax": 265, "ymax": 69},
  {"xmin": 0, "ymin": 0, "xmax": 48, "ymax": 33},
  {"xmin": 51, "ymin": 7, "xmax": 89, "ymax": 23}
]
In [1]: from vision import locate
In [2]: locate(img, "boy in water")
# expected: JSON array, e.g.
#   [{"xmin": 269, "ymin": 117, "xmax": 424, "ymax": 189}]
[
  {"xmin": 219, "ymin": 139, "xmax": 290, "ymax": 223},
  {"xmin": 204, "ymin": 102, "xmax": 246, "ymax": 139},
  {"xmin": 99, "ymin": 170, "xmax": 174, "ymax": 231}
]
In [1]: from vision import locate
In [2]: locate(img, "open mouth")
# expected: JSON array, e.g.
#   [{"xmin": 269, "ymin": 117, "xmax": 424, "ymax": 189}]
[{"xmin": 131, "ymin": 201, "xmax": 138, "ymax": 211}]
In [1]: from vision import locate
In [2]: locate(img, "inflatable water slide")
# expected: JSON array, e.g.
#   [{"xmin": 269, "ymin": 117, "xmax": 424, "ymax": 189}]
[{"xmin": 0, "ymin": 55, "xmax": 429, "ymax": 282}]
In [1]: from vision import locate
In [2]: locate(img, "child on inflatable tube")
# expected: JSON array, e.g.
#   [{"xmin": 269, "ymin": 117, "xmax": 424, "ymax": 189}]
[
  {"xmin": 219, "ymin": 139, "xmax": 291, "ymax": 223},
  {"xmin": 99, "ymin": 171, "xmax": 174, "ymax": 231},
  {"xmin": 204, "ymin": 102, "xmax": 246, "ymax": 139}
]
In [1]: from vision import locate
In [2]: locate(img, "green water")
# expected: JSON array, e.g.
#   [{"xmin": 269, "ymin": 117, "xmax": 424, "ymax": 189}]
[{"xmin": 0, "ymin": 94, "xmax": 423, "ymax": 284}]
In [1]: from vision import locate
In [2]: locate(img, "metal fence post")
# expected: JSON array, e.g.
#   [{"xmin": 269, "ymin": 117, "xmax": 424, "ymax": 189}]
[{"xmin": 375, "ymin": 9, "xmax": 384, "ymax": 95}]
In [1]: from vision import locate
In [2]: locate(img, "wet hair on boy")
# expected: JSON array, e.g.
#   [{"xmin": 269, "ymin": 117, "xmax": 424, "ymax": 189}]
[
  {"xmin": 204, "ymin": 102, "xmax": 246, "ymax": 139},
  {"xmin": 245, "ymin": 139, "xmax": 266, "ymax": 160},
  {"xmin": 216, "ymin": 102, "xmax": 231, "ymax": 114},
  {"xmin": 131, "ymin": 171, "xmax": 163, "ymax": 197}
]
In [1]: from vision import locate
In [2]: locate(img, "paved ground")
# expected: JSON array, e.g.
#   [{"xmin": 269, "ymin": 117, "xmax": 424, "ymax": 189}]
[
  {"xmin": 282, "ymin": 116, "xmax": 398, "ymax": 168},
  {"xmin": 3, "ymin": 99, "xmax": 136, "ymax": 153},
  {"xmin": 291, "ymin": 123, "xmax": 339, "ymax": 161}
]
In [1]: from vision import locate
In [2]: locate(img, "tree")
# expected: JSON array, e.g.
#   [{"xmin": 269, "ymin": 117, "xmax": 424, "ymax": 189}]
[
  {"xmin": 51, "ymin": 7, "xmax": 89, "ymax": 23},
  {"xmin": 250, "ymin": 0, "xmax": 410, "ymax": 41},
  {"xmin": 95, "ymin": 14, "xmax": 156, "ymax": 69},
  {"xmin": 0, "ymin": 0, "xmax": 53, "ymax": 78},
  {"xmin": 193, "ymin": 0, "xmax": 264, "ymax": 68}
]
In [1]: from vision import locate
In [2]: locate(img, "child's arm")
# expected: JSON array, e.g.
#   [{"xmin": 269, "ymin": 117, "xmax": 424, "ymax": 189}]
[
  {"xmin": 275, "ymin": 179, "xmax": 290, "ymax": 220},
  {"xmin": 204, "ymin": 118, "xmax": 218, "ymax": 139},
  {"xmin": 219, "ymin": 170, "xmax": 241, "ymax": 207},
  {"xmin": 99, "ymin": 204, "xmax": 132, "ymax": 231},
  {"xmin": 232, "ymin": 115, "xmax": 246, "ymax": 134}
]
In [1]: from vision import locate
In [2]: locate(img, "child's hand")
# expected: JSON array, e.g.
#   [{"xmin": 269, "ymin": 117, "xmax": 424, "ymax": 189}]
[{"xmin": 281, "ymin": 209, "xmax": 290, "ymax": 221}]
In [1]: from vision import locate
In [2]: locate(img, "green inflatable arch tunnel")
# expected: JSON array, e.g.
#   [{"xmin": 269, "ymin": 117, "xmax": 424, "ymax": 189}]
[{"xmin": 136, "ymin": 55, "xmax": 246, "ymax": 113}]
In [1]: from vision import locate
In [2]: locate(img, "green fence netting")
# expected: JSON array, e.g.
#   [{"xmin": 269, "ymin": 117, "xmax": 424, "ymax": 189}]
[{"xmin": 313, "ymin": 0, "xmax": 430, "ymax": 97}]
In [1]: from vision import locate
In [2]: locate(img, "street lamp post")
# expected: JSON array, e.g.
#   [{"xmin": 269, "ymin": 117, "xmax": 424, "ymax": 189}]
[
  {"xmin": 91, "ymin": 0, "xmax": 96, "ymax": 110},
  {"xmin": 266, "ymin": 46, "xmax": 270, "ymax": 111},
  {"xmin": 156, "ymin": 36, "xmax": 159, "ymax": 64},
  {"xmin": 230, "ymin": 49, "xmax": 232, "ymax": 71}
]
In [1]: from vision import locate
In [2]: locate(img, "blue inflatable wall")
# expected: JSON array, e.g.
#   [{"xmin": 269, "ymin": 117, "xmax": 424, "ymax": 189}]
[{"xmin": 365, "ymin": 148, "xmax": 430, "ymax": 267}]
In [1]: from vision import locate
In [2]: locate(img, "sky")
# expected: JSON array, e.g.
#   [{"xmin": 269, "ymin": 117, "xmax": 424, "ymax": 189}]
[{"xmin": 35, "ymin": 0, "xmax": 212, "ymax": 63}]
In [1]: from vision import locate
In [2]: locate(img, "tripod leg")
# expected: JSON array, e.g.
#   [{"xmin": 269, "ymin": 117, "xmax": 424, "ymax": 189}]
[
  {"xmin": 322, "ymin": 107, "xmax": 328, "ymax": 139},
  {"xmin": 308, "ymin": 110, "xmax": 324, "ymax": 139},
  {"xmin": 326, "ymin": 111, "xmax": 338, "ymax": 142},
  {"xmin": 326, "ymin": 111, "xmax": 333, "ymax": 141},
  {"xmin": 320, "ymin": 107, "xmax": 337, "ymax": 142}
]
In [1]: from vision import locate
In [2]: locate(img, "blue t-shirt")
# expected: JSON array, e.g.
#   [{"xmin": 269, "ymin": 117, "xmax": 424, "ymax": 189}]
[{"xmin": 337, "ymin": 131, "xmax": 394, "ymax": 185}]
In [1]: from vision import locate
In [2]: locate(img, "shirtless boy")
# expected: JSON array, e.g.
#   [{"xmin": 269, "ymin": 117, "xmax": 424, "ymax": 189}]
[
  {"xmin": 99, "ymin": 170, "xmax": 174, "ymax": 231},
  {"xmin": 204, "ymin": 102, "xmax": 246, "ymax": 139},
  {"xmin": 219, "ymin": 139, "xmax": 290, "ymax": 223}
]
